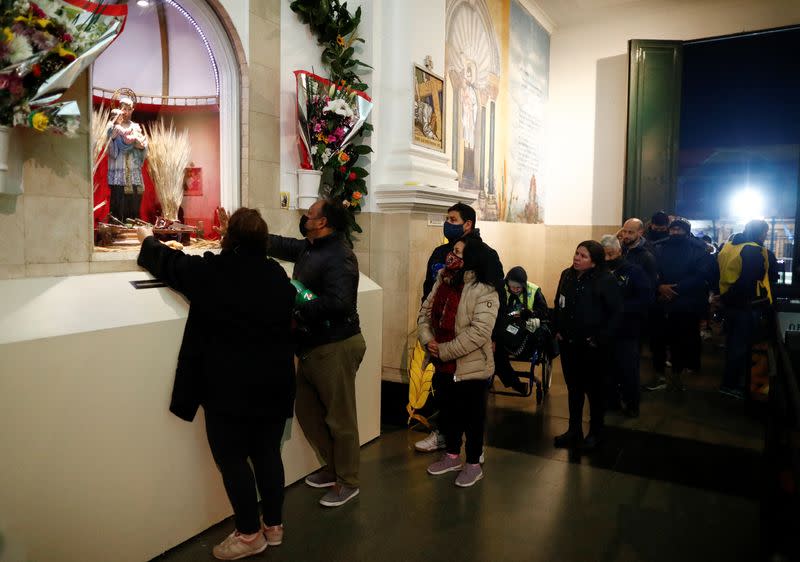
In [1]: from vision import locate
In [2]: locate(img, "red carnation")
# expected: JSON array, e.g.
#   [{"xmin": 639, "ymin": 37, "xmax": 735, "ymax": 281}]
[
  {"xmin": 348, "ymin": 172, "xmax": 357, "ymax": 181},
  {"xmin": 30, "ymin": 3, "xmax": 47, "ymax": 18},
  {"xmin": 62, "ymin": 33, "xmax": 73, "ymax": 43},
  {"xmin": 339, "ymin": 166, "xmax": 347, "ymax": 173},
  {"xmin": 32, "ymin": 64, "xmax": 41, "ymax": 77}
]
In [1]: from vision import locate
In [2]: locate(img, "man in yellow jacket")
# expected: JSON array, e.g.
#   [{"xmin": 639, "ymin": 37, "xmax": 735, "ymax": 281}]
[{"xmin": 717, "ymin": 219, "xmax": 778, "ymax": 398}]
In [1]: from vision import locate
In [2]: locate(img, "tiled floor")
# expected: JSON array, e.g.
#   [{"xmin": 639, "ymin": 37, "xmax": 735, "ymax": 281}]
[{"xmin": 153, "ymin": 342, "xmax": 764, "ymax": 561}]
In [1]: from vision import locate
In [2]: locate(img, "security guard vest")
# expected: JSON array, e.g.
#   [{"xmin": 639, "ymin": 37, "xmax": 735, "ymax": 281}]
[
  {"xmin": 505, "ymin": 281, "xmax": 541, "ymax": 312},
  {"xmin": 717, "ymin": 241, "xmax": 772, "ymax": 303}
]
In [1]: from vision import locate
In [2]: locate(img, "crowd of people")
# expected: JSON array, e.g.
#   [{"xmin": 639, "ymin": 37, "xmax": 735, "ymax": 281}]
[{"xmin": 135, "ymin": 201, "xmax": 776, "ymax": 560}]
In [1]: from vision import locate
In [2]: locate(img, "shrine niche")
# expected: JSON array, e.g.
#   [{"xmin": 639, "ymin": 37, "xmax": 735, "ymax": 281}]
[
  {"xmin": 90, "ymin": 0, "xmax": 241, "ymax": 252},
  {"xmin": 413, "ymin": 65, "xmax": 445, "ymax": 153}
]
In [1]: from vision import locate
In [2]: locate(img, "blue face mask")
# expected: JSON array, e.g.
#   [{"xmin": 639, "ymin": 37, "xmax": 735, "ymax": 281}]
[{"xmin": 443, "ymin": 222, "xmax": 464, "ymax": 243}]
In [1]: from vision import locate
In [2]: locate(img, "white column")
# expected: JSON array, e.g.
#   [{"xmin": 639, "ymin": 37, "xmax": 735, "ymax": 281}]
[{"xmin": 366, "ymin": 0, "xmax": 473, "ymax": 213}]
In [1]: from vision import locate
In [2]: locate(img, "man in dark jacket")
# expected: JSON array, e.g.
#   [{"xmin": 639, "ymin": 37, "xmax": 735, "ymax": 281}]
[
  {"xmin": 421, "ymin": 202, "xmax": 504, "ymax": 302},
  {"xmin": 645, "ymin": 211, "xmax": 670, "ymax": 244},
  {"xmin": 267, "ymin": 198, "xmax": 366, "ymax": 508},
  {"xmin": 620, "ymin": 217, "xmax": 658, "ymax": 286},
  {"xmin": 415, "ymin": 202, "xmax": 504, "ymax": 452},
  {"xmin": 647, "ymin": 217, "xmax": 718, "ymax": 391},
  {"xmin": 601, "ymin": 235, "xmax": 654, "ymax": 417},
  {"xmin": 717, "ymin": 219, "xmax": 778, "ymax": 398}
]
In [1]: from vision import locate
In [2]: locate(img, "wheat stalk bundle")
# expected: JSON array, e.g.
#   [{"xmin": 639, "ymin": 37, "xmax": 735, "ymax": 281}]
[
  {"xmin": 91, "ymin": 104, "xmax": 112, "ymax": 190},
  {"xmin": 146, "ymin": 120, "xmax": 192, "ymax": 221}
]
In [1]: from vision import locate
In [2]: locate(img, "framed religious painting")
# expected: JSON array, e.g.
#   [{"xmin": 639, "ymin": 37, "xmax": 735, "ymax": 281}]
[
  {"xmin": 412, "ymin": 65, "xmax": 446, "ymax": 152},
  {"xmin": 183, "ymin": 166, "xmax": 203, "ymax": 196}
]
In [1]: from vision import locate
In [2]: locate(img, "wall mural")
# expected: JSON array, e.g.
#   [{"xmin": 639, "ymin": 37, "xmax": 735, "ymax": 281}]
[{"xmin": 445, "ymin": 0, "xmax": 550, "ymax": 223}]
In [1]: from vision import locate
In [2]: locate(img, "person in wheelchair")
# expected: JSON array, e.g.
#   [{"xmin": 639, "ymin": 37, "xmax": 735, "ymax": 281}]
[{"xmin": 494, "ymin": 266, "xmax": 550, "ymax": 394}]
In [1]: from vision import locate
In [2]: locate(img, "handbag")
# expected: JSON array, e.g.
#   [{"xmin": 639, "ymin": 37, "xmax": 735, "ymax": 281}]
[{"xmin": 498, "ymin": 313, "xmax": 533, "ymax": 357}]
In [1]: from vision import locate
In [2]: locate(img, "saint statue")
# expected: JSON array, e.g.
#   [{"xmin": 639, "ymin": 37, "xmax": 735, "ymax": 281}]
[{"xmin": 107, "ymin": 95, "xmax": 148, "ymax": 222}]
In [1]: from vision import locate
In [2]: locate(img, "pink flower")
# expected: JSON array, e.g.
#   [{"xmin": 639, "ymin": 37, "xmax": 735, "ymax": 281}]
[
  {"xmin": 327, "ymin": 135, "xmax": 337, "ymax": 143},
  {"xmin": 334, "ymin": 126, "xmax": 346, "ymax": 139},
  {"xmin": 313, "ymin": 121, "xmax": 323, "ymax": 133}
]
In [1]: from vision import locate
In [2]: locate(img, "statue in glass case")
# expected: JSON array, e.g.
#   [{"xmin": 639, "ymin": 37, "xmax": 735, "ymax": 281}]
[{"xmin": 107, "ymin": 90, "xmax": 148, "ymax": 222}]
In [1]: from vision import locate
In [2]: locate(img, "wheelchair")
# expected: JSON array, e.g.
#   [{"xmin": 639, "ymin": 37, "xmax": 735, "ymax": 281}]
[{"xmin": 490, "ymin": 319, "xmax": 556, "ymax": 405}]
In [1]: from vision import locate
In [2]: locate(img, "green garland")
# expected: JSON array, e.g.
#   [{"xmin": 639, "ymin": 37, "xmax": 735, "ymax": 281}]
[{"xmin": 290, "ymin": 0, "xmax": 373, "ymax": 234}]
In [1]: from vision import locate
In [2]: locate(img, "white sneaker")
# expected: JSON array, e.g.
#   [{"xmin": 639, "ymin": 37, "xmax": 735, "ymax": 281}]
[
  {"xmin": 415, "ymin": 430, "xmax": 446, "ymax": 452},
  {"xmin": 479, "ymin": 449, "xmax": 485, "ymax": 464}
]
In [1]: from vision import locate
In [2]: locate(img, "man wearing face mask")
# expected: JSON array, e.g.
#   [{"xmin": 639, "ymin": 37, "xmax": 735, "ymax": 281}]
[
  {"xmin": 421, "ymin": 203, "xmax": 504, "ymax": 302},
  {"xmin": 646, "ymin": 217, "xmax": 718, "ymax": 391},
  {"xmin": 415, "ymin": 202, "xmax": 504, "ymax": 453},
  {"xmin": 265, "ymin": 198, "xmax": 366, "ymax": 508}
]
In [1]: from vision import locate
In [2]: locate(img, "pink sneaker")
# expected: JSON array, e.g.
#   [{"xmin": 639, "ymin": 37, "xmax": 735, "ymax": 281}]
[
  {"xmin": 455, "ymin": 463, "xmax": 484, "ymax": 487},
  {"xmin": 427, "ymin": 453, "xmax": 463, "ymax": 475},
  {"xmin": 212, "ymin": 530, "xmax": 267, "ymax": 560},
  {"xmin": 262, "ymin": 523, "xmax": 283, "ymax": 546}
]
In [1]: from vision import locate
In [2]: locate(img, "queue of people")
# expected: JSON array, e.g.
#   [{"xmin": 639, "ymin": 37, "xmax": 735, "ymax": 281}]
[{"xmin": 136, "ymin": 200, "xmax": 776, "ymax": 560}]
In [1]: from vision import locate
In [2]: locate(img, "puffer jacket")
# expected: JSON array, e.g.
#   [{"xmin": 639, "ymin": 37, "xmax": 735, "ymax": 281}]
[{"xmin": 417, "ymin": 270, "xmax": 499, "ymax": 381}]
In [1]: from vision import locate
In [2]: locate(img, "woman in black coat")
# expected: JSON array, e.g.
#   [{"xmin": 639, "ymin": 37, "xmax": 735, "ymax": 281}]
[
  {"xmin": 553, "ymin": 240, "xmax": 623, "ymax": 450},
  {"xmin": 137, "ymin": 208, "xmax": 295, "ymax": 560}
]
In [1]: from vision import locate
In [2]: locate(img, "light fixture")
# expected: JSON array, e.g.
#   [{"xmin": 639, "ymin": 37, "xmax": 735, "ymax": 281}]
[
  {"xmin": 729, "ymin": 187, "xmax": 766, "ymax": 219},
  {"xmin": 136, "ymin": 0, "xmax": 150, "ymax": 7}
]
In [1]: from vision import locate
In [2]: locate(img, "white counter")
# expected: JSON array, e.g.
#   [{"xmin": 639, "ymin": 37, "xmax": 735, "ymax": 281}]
[{"xmin": 0, "ymin": 266, "xmax": 382, "ymax": 562}]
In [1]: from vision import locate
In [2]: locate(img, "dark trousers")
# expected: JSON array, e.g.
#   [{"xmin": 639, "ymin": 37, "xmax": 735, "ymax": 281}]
[
  {"xmin": 560, "ymin": 340, "xmax": 609, "ymax": 436},
  {"xmin": 109, "ymin": 185, "xmax": 142, "ymax": 222},
  {"xmin": 650, "ymin": 306, "xmax": 667, "ymax": 373},
  {"xmin": 296, "ymin": 333, "xmax": 366, "ymax": 488},
  {"xmin": 433, "ymin": 372, "xmax": 488, "ymax": 464},
  {"xmin": 494, "ymin": 349, "xmax": 519, "ymax": 388},
  {"xmin": 665, "ymin": 311, "xmax": 702, "ymax": 372},
  {"xmin": 613, "ymin": 337, "xmax": 641, "ymax": 409},
  {"xmin": 205, "ymin": 412, "xmax": 287, "ymax": 533},
  {"xmin": 723, "ymin": 307, "xmax": 754, "ymax": 390}
]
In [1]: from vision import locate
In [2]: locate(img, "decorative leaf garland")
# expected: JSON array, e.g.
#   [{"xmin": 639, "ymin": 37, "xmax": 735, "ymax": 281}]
[{"xmin": 290, "ymin": 0, "xmax": 373, "ymax": 234}]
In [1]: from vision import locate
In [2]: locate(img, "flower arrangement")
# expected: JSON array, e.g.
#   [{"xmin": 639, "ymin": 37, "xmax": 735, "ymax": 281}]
[
  {"xmin": 0, "ymin": 0, "xmax": 126, "ymax": 135},
  {"xmin": 290, "ymin": 0, "xmax": 373, "ymax": 234}
]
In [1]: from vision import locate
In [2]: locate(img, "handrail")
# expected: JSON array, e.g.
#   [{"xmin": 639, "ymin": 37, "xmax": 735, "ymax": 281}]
[{"xmin": 92, "ymin": 87, "xmax": 219, "ymax": 107}]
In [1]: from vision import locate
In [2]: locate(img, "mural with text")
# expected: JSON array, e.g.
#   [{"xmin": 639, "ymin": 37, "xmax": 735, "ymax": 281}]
[{"xmin": 445, "ymin": 0, "xmax": 549, "ymax": 223}]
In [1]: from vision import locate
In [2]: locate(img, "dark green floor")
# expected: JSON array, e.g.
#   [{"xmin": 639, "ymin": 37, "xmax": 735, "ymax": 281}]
[{"xmin": 152, "ymin": 343, "xmax": 764, "ymax": 562}]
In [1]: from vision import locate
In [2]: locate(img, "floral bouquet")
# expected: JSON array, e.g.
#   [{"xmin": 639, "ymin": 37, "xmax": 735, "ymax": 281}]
[
  {"xmin": 0, "ymin": 0, "xmax": 127, "ymax": 135},
  {"xmin": 295, "ymin": 70, "xmax": 373, "ymax": 220},
  {"xmin": 295, "ymin": 70, "xmax": 372, "ymax": 170}
]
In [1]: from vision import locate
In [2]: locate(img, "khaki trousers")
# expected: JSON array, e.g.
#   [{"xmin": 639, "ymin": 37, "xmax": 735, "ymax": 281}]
[{"xmin": 296, "ymin": 333, "xmax": 366, "ymax": 487}]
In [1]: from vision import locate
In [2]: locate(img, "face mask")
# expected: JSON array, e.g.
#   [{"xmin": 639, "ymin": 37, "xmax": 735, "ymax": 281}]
[
  {"xmin": 443, "ymin": 222, "xmax": 464, "ymax": 243},
  {"xmin": 299, "ymin": 215, "xmax": 310, "ymax": 237},
  {"xmin": 445, "ymin": 251, "xmax": 464, "ymax": 270}
]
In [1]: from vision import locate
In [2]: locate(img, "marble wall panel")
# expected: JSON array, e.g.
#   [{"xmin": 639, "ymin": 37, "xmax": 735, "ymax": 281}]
[
  {"xmin": 21, "ymin": 132, "xmax": 90, "ymax": 199},
  {"xmin": 251, "ymin": 0, "xmax": 280, "ymax": 24},
  {"xmin": 24, "ymin": 197, "xmax": 91, "ymax": 265},
  {"xmin": 249, "ymin": 15, "xmax": 279, "ymax": 67},
  {"xmin": 0, "ymin": 195, "xmax": 25, "ymax": 267},
  {"xmin": 26, "ymin": 262, "xmax": 90, "ymax": 278},
  {"xmin": 0, "ymin": 265, "xmax": 26, "ymax": 279},
  {"xmin": 248, "ymin": 112, "xmax": 281, "ymax": 164},
  {"xmin": 249, "ymin": 62, "xmax": 280, "ymax": 118},
  {"xmin": 247, "ymin": 160, "xmax": 282, "ymax": 210}
]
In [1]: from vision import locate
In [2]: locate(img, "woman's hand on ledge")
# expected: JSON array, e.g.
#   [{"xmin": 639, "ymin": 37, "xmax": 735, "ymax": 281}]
[{"xmin": 136, "ymin": 226, "xmax": 153, "ymax": 243}]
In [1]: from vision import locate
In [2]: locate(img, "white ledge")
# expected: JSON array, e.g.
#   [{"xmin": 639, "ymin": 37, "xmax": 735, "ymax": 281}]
[{"xmin": 373, "ymin": 184, "xmax": 478, "ymax": 213}]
